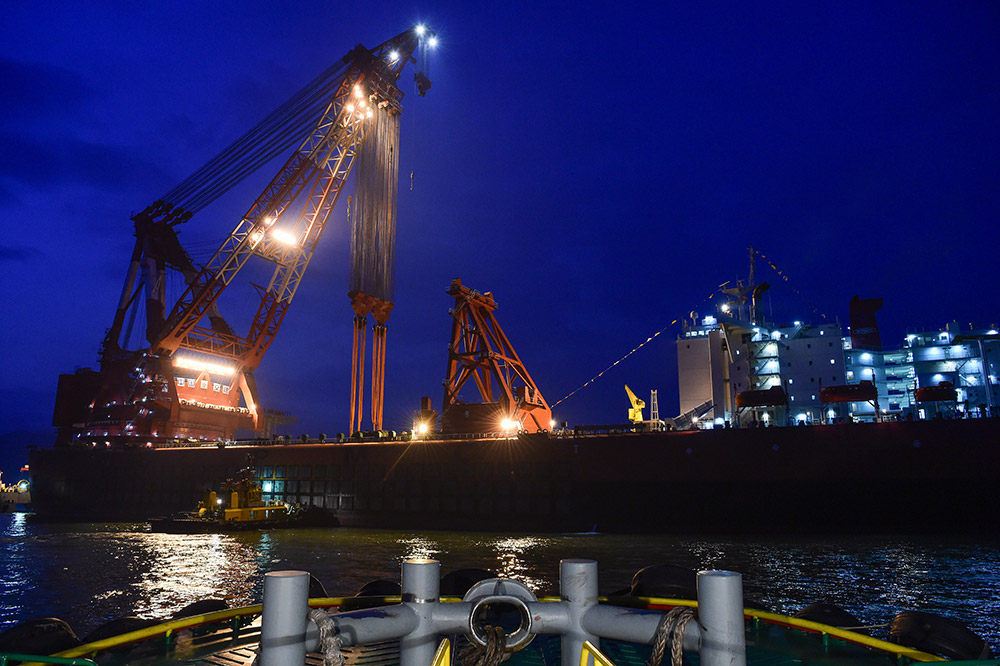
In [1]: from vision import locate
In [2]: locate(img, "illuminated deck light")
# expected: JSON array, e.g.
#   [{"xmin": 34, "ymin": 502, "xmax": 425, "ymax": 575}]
[{"xmin": 173, "ymin": 356, "xmax": 235, "ymax": 376}]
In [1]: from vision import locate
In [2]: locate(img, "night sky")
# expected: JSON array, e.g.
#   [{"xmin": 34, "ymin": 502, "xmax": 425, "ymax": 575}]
[{"xmin": 2, "ymin": 2, "xmax": 998, "ymax": 475}]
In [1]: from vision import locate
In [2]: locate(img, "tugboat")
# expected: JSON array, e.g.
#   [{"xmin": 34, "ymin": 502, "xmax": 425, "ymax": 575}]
[
  {"xmin": 0, "ymin": 468, "xmax": 31, "ymax": 513},
  {"xmin": 148, "ymin": 468, "xmax": 337, "ymax": 533}
]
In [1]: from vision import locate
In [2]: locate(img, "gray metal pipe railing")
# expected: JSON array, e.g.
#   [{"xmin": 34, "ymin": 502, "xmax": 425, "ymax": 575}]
[{"xmin": 261, "ymin": 558, "xmax": 746, "ymax": 666}]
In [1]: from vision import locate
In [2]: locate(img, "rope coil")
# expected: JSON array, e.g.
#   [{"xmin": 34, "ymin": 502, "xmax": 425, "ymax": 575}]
[
  {"xmin": 459, "ymin": 625, "xmax": 509, "ymax": 666},
  {"xmin": 308, "ymin": 608, "xmax": 345, "ymax": 666},
  {"xmin": 646, "ymin": 607, "xmax": 696, "ymax": 666}
]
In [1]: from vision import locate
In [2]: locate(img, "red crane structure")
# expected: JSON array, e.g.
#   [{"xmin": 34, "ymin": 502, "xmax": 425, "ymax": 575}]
[
  {"xmin": 53, "ymin": 27, "xmax": 432, "ymax": 445},
  {"xmin": 441, "ymin": 279, "xmax": 552, "ymax": 434}
]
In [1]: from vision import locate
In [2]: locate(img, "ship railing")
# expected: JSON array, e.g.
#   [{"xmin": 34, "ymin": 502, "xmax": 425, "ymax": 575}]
[
  {"xmin": 0, "ymin": 655, "xmax": 97, "ymax": 666},
  {"xmin": 260, "ymin": 559, "xmax": 748, "ymax": 666}
]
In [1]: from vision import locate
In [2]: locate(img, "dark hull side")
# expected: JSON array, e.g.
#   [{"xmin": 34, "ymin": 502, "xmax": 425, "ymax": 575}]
[{"xmin": 27, "ymin": 419, "xmax": 1000, "ymax": 534}]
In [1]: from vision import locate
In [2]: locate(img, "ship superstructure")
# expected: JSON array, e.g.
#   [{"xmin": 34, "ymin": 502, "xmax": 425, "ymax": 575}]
[{"xmin": 677, "ymin": 270, "xmax": 999, "ymax": 426}]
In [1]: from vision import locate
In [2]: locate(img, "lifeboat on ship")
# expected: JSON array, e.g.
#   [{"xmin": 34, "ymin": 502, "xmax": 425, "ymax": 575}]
[
  {"xmin": 820, "ymin": 380, "xmax": 877, "ymax": 403},
  {"xmin": 915, "ymin": 381, "xmax": 957, "ymax": 402},
  {"xmin": 735, "ymin": 386, "xmax": 786, "ymax": 408}
]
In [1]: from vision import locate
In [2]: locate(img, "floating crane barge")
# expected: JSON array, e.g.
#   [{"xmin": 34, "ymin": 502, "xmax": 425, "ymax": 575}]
[
  {"xmin": 29, "ymin": 26, "xmax": 1000, "ymax": 535},
  {"xmin": 28, "ymin": 416, "xmax": 1000, "ymax": 533}
]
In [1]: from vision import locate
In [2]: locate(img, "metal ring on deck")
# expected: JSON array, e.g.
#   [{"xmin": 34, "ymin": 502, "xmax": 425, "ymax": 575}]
[{"xmin": 463, "ymin": 579, "xmax": 537, "ymax": 651}]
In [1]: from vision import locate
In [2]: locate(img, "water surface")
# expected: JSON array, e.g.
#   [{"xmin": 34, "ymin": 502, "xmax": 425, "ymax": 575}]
[{"xmin": 1, "ymin": 513, "xmax": 996, "ymax": 649}]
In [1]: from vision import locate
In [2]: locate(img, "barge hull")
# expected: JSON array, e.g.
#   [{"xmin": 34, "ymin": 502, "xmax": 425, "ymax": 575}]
[{"xmin": 27, "ymin": 419, "xmax": 1000, "ymax": 533}]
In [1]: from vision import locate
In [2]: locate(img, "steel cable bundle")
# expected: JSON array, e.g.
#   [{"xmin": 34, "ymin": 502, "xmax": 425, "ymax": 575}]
[
  {"xmin": 349, "ymin": 106, "xmax": 399, "ymax": 306},
  {"xmin": 159, "ymin": 59, "xmax": 352, "ymax": 214}
]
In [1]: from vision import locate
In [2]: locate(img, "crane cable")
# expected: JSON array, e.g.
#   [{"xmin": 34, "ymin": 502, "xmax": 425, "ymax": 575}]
[
  {"xmin": 752, "ymin": 248, "xmax": 829, "ymax": 321},
  {"xmin": 158, "ymin": 58, "xmax": 351, "ymax": 214},
  {"xmin": 553, "ymin": 247, "xmax": 831, "ymax": 408},
  {"xmin": 551, "ymin": 289, "xmax": 721, "ymax": 408}
]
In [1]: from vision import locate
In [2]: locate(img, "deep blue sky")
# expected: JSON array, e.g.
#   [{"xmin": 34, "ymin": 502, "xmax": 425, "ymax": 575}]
[{"xmin": 1, "ymin": 2, "xmax": 998, "ymax": 472}]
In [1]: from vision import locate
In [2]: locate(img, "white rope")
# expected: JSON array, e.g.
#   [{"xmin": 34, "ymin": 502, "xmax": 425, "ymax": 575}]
[
  {"xmin": 646, "ymin": 607, "xmax": 696, "ymax": 666},
  {"xmin": 308, "ymin": 608, "xmax": 345, "ymax": 666}
]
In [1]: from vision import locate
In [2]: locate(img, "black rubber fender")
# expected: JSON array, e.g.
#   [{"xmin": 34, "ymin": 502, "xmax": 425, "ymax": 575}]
[
  {"xmin": 889, "ymin": 610, "xmax": 992, "ymax": 661},
  {"xmin": 0, "ymin": 617, "xmax": 81, "ymax": 655},
  {"xmin": 172, "ymin": 598, "xmax": 229, "ymax": 619},
  {"xmin": 340, "ymin": 579, "xmax": 401, "ymax": 610},
  {"xmin": 355, "ymin": 579, "xmax": 401, "ymax": 597},
  {"xmin": 794, "ymin": 603, "xmax": 864, "ymax": 630},
  {"xmin": 82, "ymin": 616, "xmax": 160, "ymax": 644},
  {"xmin": 441, "ymin": 568, "xmax": 494, "ymax": 597},
  {"xmin": 628, "ymin": 564, "xmax": 698, "ymax": 600}
]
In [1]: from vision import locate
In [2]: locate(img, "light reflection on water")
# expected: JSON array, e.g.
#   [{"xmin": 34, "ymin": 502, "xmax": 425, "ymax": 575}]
[{"xmin": 1, "ymin": 515, "xmax": 997, "ymax": 650}]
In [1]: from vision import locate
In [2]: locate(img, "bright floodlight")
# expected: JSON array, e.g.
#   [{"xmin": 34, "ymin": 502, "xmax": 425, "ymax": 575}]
[
  {"xmin": 427, "ymin": 36, "xmax": 438, "ymax": 48},
  {"xmin": 549, "ymin": 419, "xmax": 557, "ymax": 429},
  {"xmin": 415, "ymin": 24, "xmax": 426, "ymax": 36},
  {"xmin": 173, "ymin": 356, "xmax": 235, "ymax": 376},
  {"xmin": 501, "ymin": 418, "xmax": 515, "ymax": 431},
  {"xmin": 389, "ymin": 50, "xmax": 399, "ymax": 61},
  {"xmin": 418, "ymin": 422, "xmax": 428, "ymax": 434},
  {"xmin": 271, "ymin": 229, "xmax": 298, "ymax": 245}
]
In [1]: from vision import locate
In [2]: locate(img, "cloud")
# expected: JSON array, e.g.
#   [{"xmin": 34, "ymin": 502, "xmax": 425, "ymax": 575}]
[
  {"xmin": 0, "ymin": 132, "xmax": 171, "ymax": 191},
  {"xmin": 0, "ymin": 245, "xmax": 42, "ymax": 262},
  {"xmin": 0, "ymin": 58, "xmax": 94, "ymax": 123}
]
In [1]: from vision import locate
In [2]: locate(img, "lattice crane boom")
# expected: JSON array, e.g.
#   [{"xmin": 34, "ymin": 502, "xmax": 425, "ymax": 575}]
[
  {"xmin": 156, "ymin": 29, "xmax": 423, "ymax": 371},
  {"xmin": 55, "ymin": 27, "xmax": 430, "ymax": 445}
]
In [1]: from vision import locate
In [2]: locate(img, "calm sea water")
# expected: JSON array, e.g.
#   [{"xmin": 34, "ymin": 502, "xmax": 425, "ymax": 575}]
[{"xmin": 1, "ymin": 512, "xmax": 997, "ymax": 650}]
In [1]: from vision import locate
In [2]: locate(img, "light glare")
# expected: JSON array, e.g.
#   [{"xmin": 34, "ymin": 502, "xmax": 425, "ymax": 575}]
[
  {"xmin": 271, "ymin": 229, "xmax": 298, "ymax": 245},
  {"xmin": 173, "ymin": 356, "xmax": 235, "ymax": 376}
]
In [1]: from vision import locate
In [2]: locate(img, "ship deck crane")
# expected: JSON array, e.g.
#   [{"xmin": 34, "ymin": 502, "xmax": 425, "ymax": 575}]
[
  {"xmin": 54, "ymin": 27, "xmax": 432, "ymax": 445},
  {"xmin": 625, "ymin": 385, "xmax": 645, "ymax": 424},
  {"xmin": 441, "ymin": 279, "xmax": 552, "ymax": 434}
]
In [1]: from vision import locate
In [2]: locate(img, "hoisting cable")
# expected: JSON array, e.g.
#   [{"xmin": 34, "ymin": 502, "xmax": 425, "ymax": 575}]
[
  {"xmin": 551, "ymin": 289, "xmax": 721, "ymax": 407},
  {"xmin": 163, "ymin": 59, "xmax": 347, "ymax": 206},
  {"xmin": 158, "ymin": 58, "xmax": 351, "ymax": 214}
]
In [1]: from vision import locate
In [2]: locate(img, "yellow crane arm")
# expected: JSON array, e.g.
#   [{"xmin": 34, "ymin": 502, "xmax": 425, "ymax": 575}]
[{"xmin": 625, "ymin": 385, "xmax": 645, "ymax": 423}]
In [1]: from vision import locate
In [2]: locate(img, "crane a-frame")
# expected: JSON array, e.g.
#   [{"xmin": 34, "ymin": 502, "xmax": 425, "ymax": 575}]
[
  {"xmin": 441, "ymin": 279, "xmax": 552, "ymax": 434},
  {"xmin": 53, "ymin": 27, "xmax": 430, "ymax": 445}
]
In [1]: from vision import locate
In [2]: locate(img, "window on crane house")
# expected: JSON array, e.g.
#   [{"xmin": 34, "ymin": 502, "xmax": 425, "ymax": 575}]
[
  {"xmin": 200, "ymin": 379, "xmax": 209, "ymax": 389},
  {"xmin": 186, "ymin": 378, "xmax": 195, "ymax": 387},
  {"xmin": 223, "ymin": 385, "xmax": 231, "ymax": 394}
]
